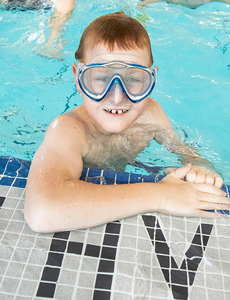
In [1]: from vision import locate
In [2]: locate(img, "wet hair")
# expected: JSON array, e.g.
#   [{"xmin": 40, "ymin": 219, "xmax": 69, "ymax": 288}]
[{"xmin": 75, "ymin": 12, "xmax": 153, "ymax": 65}]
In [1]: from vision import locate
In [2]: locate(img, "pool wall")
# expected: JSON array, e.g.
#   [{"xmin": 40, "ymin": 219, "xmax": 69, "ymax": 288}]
[{"xmin": 0, "ymin": 156, "xmax": 230, "ymax": 300}]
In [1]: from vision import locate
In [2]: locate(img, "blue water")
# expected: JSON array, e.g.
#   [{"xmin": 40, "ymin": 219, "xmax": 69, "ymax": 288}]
[{"xmin": 0, "ymin": 0, "xmax": 229, "ymax": 182}]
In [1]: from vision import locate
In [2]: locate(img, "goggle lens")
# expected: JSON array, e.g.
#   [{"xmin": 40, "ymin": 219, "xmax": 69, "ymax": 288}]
[{"xmin": 78, "ymin": 62, "xmax": 156, "ymax": 103}]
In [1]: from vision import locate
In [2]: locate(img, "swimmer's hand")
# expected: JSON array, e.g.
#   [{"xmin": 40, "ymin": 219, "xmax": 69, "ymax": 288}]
[
  {"xmin": 37, "ymin": 44, "xmax": 64, "ymax": 60},
  {"xmin": 158, "ymin": 164, "xmax": 228, "ymax": 218},
  {"xmin": 186, "ymin": 165, "xmax": 223, "ymax": 188},
  {"xmin": 166, "ymin": 164, "xmax": 223, "ymax": 188}
]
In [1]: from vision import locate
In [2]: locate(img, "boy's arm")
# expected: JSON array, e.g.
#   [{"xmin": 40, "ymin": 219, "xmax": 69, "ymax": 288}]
[
  {"xmin": 24, "ymin": 115, "xmax": 228, "ymax": 233},
  {"xmin": 151, "ymin": 100, "xmax": 223, "ymax": 187}
]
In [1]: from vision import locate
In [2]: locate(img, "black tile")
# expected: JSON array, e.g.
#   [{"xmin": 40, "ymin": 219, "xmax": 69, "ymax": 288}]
[
  {"xmin": 186, "ymin": 245, "xmax": 202, "ymax": 259},
  {"xmin": 162, "ymin": 268, "xmax": 170, "ymax": 283},
  {"xmin": 101, "ymin": 247, "xmax": 116, "ymax": 260},
  {"xmin": 103, "ymin": 234, "xmax": 119, "ymax": 247},
  {"xmin": 0, "ymin": 196, "xmax": 5, "ymax": 208},
  {"xmin": 98, "ymin": 260, "xmax": 115, "ymax": 273},
  {"xmin": 172, "ymin": 284, "xmax": 188, "ymax": 300},
  {"xmin": 186, "ymin": 257, "xmax": 201, "ymax": 272},
  {"xmin": 147, "ymin": 228, "xmax": 155, "ymax": 240},
  {"xmin": 105, "ymin": 223, "xmax": 121, "ymax": 234},
  {"xmin": 171, "ymin": 269, "xmax": 188, "ymax": 285},
  {"xmin": 142, "ymin": 215, "xmax": 156, "ymax": 227},
  {"xmin": 36, "ymin": 282, "xmax": 56, "ymax": 298},
  {"xmin": 95, "ymin": 274, "xmax": 113, "ymax": 289},
  {"xmin": 53, "ymin": 231, "xmax": 70, "ymax": 240},
  {"xmin": 157, "ymin": 254, "xmax": 170, "ymax": 269},
  {"xmin": 93, "ymin": 290, "xmax": 111, "ymax": 300},
  {"xmin": 50, "ymin": 239, "xmax": 67, "ymax": 253},
  {"xmin": 191, "ymin": 234, "xmax": 202, "ymax": 246},
  {"xmin": 85, "ymin": 244, "xmax": 101, "ymax": 258},
  {"xmin": 67, "ymin": 241, "xmax": 83, "ymax": 255},
  {"xmin": 46, "ymin": 252, "xmax": 64, "ymax": 267},
  {"xmin": 200, "ymin": 223, "xmax": 213, "ymax": 236},
  {"xmin": 155, "ymin": 241, "xmax": 169, "ymax": 255},
  {"xmin": 171, "ymin": 257, "xmax": 178, "ymax": 269},
  {"xmin": 188, "ymin": 271, "xmax": 196, "ymax": 286},
  {"xmin": 155, "ymin": 228, "xmax": 166, "ymax": 243},
  {"xmin": 41, "ymin": 267, "xmax": 60, "ymax": 282},
  {"xmin": 202, "ymin": 234, "xmax": 211, "ymax": 247}
]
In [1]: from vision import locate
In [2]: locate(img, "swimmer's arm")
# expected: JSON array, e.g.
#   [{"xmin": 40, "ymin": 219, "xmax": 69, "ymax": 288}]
[
  {"xmin": 38, "ymin": 0, "xmax": 75, "ymax": 58},
  {"xmin": 55, "ymin": 0, "xmax": 75, "ymax": 14},
  {"xmin": 47, "ymin": 0, "xmax": 75, "ymax": 45},
  {"xmin": 137, "ymin": 0, "xmax": 160, "ymax": 8},
  {"xmin": 24, "ymin": 116, "xmax": 228, "ymax": 233},
  {"xmin": 151, "ymin": 100, "xmax": 223, "ymax": 186},
  {"xmin": 163, "ymin": 137, "xmax": 223, "ymax": 187}
]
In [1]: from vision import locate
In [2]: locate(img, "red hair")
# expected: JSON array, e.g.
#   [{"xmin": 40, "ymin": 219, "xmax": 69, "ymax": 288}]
[{"xmin": 75, "ymin": 12, "xmax": 153, "ymax": 65}]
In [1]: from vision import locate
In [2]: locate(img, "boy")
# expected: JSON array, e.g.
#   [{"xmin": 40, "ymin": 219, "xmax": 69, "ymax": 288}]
[{"xmin": 25, "ymin": 12, "xmax": 228, "ymax": 233}]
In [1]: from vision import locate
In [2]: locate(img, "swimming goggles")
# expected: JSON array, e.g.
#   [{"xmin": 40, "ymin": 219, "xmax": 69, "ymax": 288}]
[{"xmin": 77, "ymin": 61, "xmax": 157, "ymax": 103}]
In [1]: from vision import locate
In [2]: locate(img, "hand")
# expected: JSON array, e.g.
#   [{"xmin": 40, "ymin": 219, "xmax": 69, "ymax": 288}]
[
  {"xmin": 166, "ymin": 164, "xmax": 223, "ymax": 188},
  {"xmin": 185, "ymin": 165, "xmax": 223, "ymax": 188},
  {"xmin": 158, "ymin": 164, "xmax": 228, "ymax": 218}
]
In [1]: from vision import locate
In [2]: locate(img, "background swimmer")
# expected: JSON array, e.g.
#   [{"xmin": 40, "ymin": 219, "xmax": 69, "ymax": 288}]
[
  {"xmin": 138, "ymin": 0, "xmax": 230, "ymax": 9},
  {"xmin": 39, "ymin": 0, "xmax": 75, "ymax": 59},
  {"xmin": 0, "ymin": 0, "xmax": 75, "ymax": 59}
]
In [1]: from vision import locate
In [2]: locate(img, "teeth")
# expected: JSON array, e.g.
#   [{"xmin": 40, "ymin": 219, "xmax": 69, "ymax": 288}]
[{"xmin": 105, "ymin": 109, "xmax": 128, "ymax": 114}]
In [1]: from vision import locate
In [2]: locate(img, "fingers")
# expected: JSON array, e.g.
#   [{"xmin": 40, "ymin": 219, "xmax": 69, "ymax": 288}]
[
  {"xmin": 195, "ymin": 210, "xmax": 224, "ymax": 219},
  {"xmin": 195, "ymin": 182, "xmax": 226, "ymax": 196},
  {"xmin": 165, "ymin": 165, "xmax": 223, "ymax": 189},
  {"xmin": 195, "ymin": 187, "xmax": 229, "ymax": 212},
  {"xmin": 198, "ymin": 192, "xmax": 228, "ymax": 204},
  {"xmin": 214, "ymin": 176, "xmax": 223, "ymax": 188},
  {"xmin": 198, "ymin": 201, "xmax": 230, "ymax": 211},
  {"xmin": 166, "ymin": 164, "xmax": 192, "ymax": 179},
  {"xmin": 186, "ymin": 167, "xmax": 223, "ymax": 188}
]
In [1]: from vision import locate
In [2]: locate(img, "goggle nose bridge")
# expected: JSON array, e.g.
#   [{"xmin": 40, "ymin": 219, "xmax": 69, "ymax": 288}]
[{"xmin": 106, "ymin": 74, "xmax": 127, "ymax": 95}]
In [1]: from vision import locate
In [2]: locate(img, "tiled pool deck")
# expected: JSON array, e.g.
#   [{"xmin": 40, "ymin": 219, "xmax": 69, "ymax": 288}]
[{"xmin": 0, "ymin": 156, "xmax": 230, "ymax": 300}]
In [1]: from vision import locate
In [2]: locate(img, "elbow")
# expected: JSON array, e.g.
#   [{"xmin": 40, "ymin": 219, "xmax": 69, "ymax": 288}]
[
  {"xmin": 24, "ymin": 196, "xmax": 53, "ymax": 234},
  {"xmin": 55, "ymin": 0, "xmax": 75, "ymax": 15}
]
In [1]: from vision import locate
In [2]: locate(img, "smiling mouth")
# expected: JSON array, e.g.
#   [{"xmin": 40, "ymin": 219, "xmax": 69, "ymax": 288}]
[{"xmin": 104, "ymin": 109, "xmax": 128, "ymax": 114}]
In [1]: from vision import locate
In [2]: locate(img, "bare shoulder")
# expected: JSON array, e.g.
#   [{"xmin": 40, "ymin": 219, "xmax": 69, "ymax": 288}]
[
  {"xmin": 145, "ymin": 98, "xmax": 172, "ymax": 129},
  {"xmin": 44, "ymin": 106, "xmax": 90, "ymax": 157},
  {"xmin": 29, "ymin": 105, "xmax": 90, "ymax": 181}
]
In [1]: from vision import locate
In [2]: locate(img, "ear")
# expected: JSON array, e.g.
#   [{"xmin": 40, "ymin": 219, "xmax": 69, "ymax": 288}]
[
  {"xmin": 154, "ymin": 65, "xmax": 159, "ymax": 74},
  {"xmin": 153, "ymin": 66, "xmax": 159, "ymax": 82},
  {"xmin": 72, "ymin": 63, "xmax": 82, "ymax": 94}
]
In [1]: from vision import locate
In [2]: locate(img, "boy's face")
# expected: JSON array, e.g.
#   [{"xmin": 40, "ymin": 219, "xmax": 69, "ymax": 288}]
[{"xmin": 73, "ymin": 44, "xmax": 154, "ymax": 134}]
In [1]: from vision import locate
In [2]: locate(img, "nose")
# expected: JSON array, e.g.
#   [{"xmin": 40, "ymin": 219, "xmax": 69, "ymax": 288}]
[{"xmin": 107, "ymin": 81, "xmax": 127, "ymax": 105}]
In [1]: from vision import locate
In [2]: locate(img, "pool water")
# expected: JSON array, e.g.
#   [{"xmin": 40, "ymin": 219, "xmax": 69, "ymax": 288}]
[{"xmin": 0, "ymin": 0, "xmax": 229, "ymax": 182}]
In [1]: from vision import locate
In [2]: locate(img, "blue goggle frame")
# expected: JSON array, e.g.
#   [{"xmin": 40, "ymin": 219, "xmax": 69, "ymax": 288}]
[{"xmin": 77, "ymin": 61, "xmax": 157, "ymax": 103}]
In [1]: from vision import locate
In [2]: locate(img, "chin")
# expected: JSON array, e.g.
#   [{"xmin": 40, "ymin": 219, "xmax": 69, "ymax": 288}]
[{"xmin": 102, "ymin": 124, "xmax": 127, "ymax": 134}]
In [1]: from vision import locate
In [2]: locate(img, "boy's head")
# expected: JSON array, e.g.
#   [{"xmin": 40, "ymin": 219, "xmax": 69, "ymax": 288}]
[
  {"xmin": 75, "ymin": 12, "xmax": 153, "ymax": 66},
  {"xmin": 72, "ymin": 12, "xmax": 157, "ymax": 134}
]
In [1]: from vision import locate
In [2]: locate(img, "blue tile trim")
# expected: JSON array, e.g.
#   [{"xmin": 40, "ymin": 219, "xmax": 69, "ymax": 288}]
[{"xmin": 0, "ymin": 156, "xmax": 229, "ymax": 215}]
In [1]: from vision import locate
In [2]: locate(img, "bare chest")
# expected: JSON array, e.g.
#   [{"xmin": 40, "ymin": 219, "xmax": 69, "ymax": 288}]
[{"xmin": 83, "ymin": 127, "xmax": 156, "ymax": 171}]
